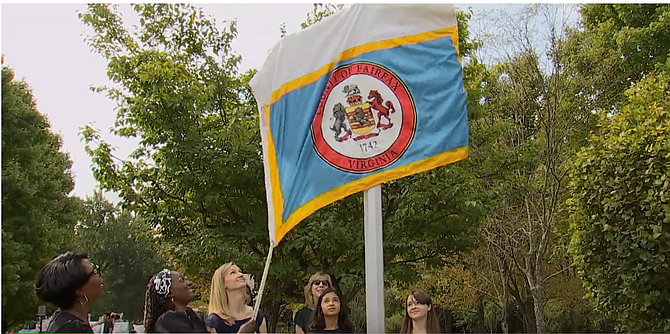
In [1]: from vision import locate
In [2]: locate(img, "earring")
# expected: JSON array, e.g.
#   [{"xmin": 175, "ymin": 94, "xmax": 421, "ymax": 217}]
[{"xmin": 79, "ymin": 294, "xmax": 89, "ymax": 306}]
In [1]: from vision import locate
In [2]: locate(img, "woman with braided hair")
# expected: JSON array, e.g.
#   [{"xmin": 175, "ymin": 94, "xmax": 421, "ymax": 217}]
[{"xmin": 143, "ymin": 269, "xmax": 255, "ymax": 334}]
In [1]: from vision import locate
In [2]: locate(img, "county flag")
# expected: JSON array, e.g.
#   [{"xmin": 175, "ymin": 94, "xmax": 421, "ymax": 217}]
[{"xmin": 250, "ymin": 4, "xmax": 469, "ymax": 246}]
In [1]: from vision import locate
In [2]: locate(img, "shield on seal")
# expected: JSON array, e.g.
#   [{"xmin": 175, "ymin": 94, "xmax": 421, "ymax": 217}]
[{"xmin": 345, "ymin": 102, "xmax": 376, "ymax": 135}]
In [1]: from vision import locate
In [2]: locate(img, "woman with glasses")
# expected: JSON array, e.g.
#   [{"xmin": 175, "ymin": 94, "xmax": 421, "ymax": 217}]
[
  {"xmin": 294, "ymin": 272, "xmax": 333, "ymax": 334},
  {"xmin": 35, "ymin": 251, "xmax": 104, "ymax": 333}
]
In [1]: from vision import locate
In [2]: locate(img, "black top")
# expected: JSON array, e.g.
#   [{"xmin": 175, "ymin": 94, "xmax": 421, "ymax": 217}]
[
  {"xmin": 45, "ymin": 310, "xmax": 93, "ymax": 333},
  {"xmin": 294, "ymin": 306, "xmax": 313, "ymax": 332},
  {"xmin": 309, "ymin": 328, "xmax": 351, "ymax": 333},
  {"xmin": 204, "ymin": 309, "xmax": 266, "ymax": 333},
  {"xmin": 155, "ymin": 308, "xmax": 208, "ymax": 333}
]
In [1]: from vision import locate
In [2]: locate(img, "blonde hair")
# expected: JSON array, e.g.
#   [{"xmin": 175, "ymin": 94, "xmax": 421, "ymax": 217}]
[
  {"xmin": 208, "ymin": 262, "xmax": 236, "ymax": 325},
  {"xmin": 304, "ymin": 272, "xmax": 333, "ymax": 309}
]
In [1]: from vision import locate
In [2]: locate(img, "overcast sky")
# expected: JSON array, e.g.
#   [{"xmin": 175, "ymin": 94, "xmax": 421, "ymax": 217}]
[{"xmin": 2, "ymin": 3, "xmax": 521, "ymax": 201}]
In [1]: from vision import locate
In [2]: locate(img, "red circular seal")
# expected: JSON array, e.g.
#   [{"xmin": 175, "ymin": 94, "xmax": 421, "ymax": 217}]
[{"xmin": 312, "ymin": 61, "xmax": 416, "ymax": 173}]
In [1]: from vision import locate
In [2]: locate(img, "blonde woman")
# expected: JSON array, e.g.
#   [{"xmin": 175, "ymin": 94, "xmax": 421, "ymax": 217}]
[
  {"xmin": 206, "ymin": 263, "xmax": 267, "ymax": 333},
  {"xmin": 294, "ymin": 272, "xmax": 333, "ymax": 334}
]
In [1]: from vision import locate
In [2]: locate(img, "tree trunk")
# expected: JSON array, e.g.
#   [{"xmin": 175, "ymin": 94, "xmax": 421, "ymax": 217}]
[
  {"xmin": 496, "ymin": 255, "xmax": 510, "ymax": 334},
  {"xmin": 500, "ymin": 291, "xmax": 509, "ymax": 334},
  {"xmin": 521, "ymin": 299, "xmax": 537, "ymax": 333},
  {"xmin": 507, "ymin": 280, "xmax": 535, "ymax": 333},
  {"xmin": 476, "ymin": 296, "xmax": 486, "ymax": 333},
  {"xmin": 529, "ymin": 279, "xmax": 546, "ymax": 334},
  {"xmin": 526, "ymin": 261, "xmax": 546, "ymax": 334}
]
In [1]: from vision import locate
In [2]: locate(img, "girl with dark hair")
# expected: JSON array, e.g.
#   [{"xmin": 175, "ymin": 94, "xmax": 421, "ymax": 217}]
[
  {"xmin": 143, "ymin": 269, "xmax": 254, "ymax": 334},
  {"xmin": 307, "ymin": 288, "xmax": 354, "ymax": 333},
  {"xmin": 399, "ymin": 290, "xmax": 440, "ymax": 334},
  {"xmin": 35, "ymin": 251, "xmax": 103, "ymax": 333}
]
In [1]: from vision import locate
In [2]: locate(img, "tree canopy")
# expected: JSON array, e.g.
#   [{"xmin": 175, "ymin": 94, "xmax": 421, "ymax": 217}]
[
  {"xmin": 569, "ymin": 72, "xmax": 670, "ymax": 333},
  {"xmin": 1, "ymin": 65, "xmax": 82, "ymax": 332}
]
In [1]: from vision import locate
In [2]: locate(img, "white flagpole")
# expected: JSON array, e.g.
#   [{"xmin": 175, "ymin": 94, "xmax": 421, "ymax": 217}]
[
  {"xmin": 253, "ymin": 244, "xmax": 275, "ymax": 321},
  {"xmin": 364, "ymin": 185, "xmax": 385, "ymax": 333}
]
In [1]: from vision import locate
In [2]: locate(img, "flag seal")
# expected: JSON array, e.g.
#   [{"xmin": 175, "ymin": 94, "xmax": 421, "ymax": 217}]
[{"xmin": 312, "ymin": 61, "xmax": 416, "ymax": 174}]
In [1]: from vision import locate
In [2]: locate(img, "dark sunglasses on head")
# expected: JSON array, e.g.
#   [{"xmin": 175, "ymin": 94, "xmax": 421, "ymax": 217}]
[
  {"xmin": 89, "ymin": 264, "xmax": 101, "ymax": 277},
  {"xmin": 312, "ymin": 280, "xmax": 330, "ymax": 287}
]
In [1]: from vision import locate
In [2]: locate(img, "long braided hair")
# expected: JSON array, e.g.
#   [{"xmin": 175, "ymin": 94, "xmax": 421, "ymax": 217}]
[{"xmin": 143, "ymin": 269, "xmax": 174, "ymax": 333}]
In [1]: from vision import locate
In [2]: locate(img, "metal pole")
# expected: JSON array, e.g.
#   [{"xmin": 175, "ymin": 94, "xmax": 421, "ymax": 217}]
[{"xmin": 364, "ymin": 185, "xmax": 385, "ymax": 333}]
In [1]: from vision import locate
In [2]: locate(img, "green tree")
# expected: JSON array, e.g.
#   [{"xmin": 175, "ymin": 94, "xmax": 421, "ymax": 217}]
[
  {"xmin": 455, "ymin": 5, "xmax": 608, "ymax": 333},
  {"xmin": 563, "ymin": 4, "xmax": 670, "ymax": 111},
  {"xmin": 1, "ymin": 64, "xmax": 82, "ymax": 332},
  {"xmin": 76, "ymin": 191, "xmax": 165, "ymax": 322},
  {"xmin": 568, "ymin": 72, "xmax": 670, "ymax": 333}
]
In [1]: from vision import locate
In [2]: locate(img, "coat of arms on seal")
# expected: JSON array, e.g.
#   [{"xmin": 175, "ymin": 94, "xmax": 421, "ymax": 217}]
[{"xmin": 312, "ymin": 61, "xmax": 417, "ymax": 174}]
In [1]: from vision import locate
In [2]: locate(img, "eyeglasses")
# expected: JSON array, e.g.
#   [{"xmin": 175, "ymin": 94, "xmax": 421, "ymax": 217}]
[
  {"xmin": 312, "ymin": 280, "xmax": 330, "ymax": 287},
  {"xmin": 89, "ymin": 264, "xmax": 101, "ymax": 277}
]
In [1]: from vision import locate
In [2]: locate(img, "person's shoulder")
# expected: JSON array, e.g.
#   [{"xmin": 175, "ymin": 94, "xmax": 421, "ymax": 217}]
[
  {"xmin": 47, "ymin": 311, "xmax": 92, "ymax": 333},
  {"xmin": 294, "ymin": 307, "xmax": 311, "ymax": 329},
  {"xmin": 205, "ymin": 313, "xmax": 224, "ymax": 327},
  {"xmin": 51, "ymin": 319, "xmax": 92, "ymax": 333},
  {"xmin": 184, "ymin": 308, "xmax": 205, "ymax": 321},
  {"xmin": 186, "ymin": 308, "xmax": 208, "ymax": 331},
  {"xmin": 156, "ymin": 309, "xmax": 208, "ymax": 333},
  {"xmin": 157, "ymin": 310, "xmax": 183, "ymax": 322},
  {"xmin": 296, "ymin": 306, "xmax": 311, "ymax": 317}
]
